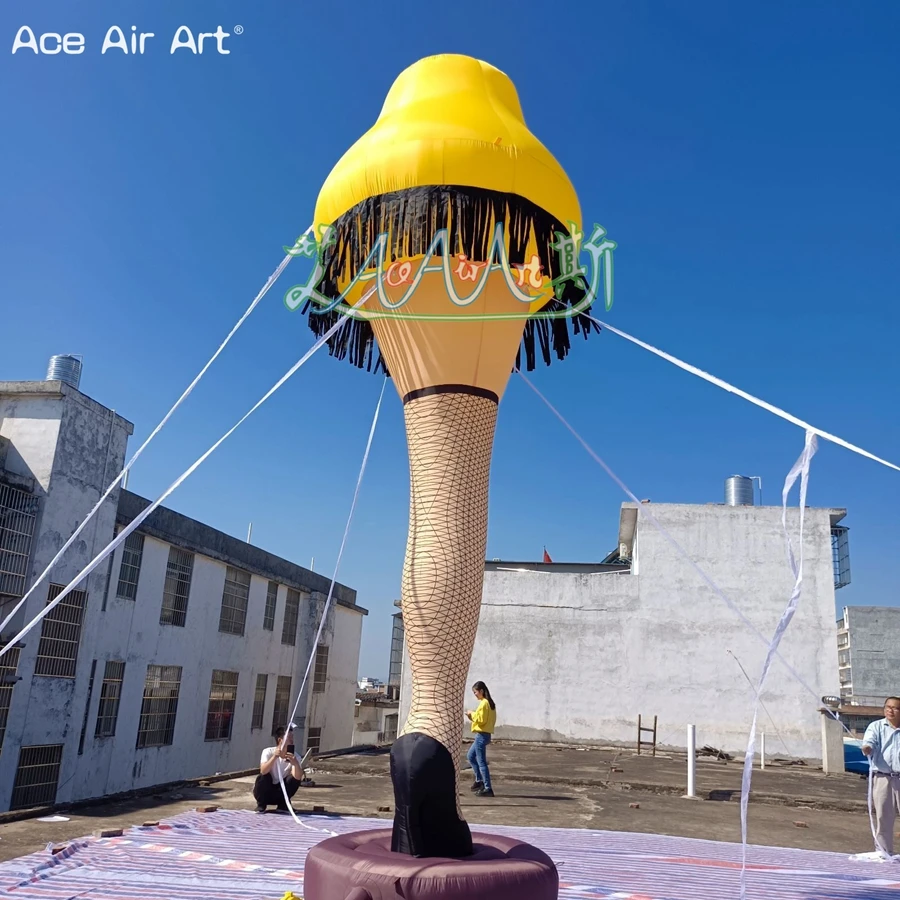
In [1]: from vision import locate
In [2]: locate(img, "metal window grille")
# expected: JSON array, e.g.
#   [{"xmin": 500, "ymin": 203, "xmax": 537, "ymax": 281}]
[
  {"xmin": 34, "ymin": 584, "xmax": 87, "ymax": 678},
  {"xmin": 218, "ymin": 567, "xmax": 250, "ymax": 636},
  {"xmin": 388, "ymin": 614, "xmax": 404, "ymax": 687},
  {"xmin": 78, "ymin": 659, "xmax": 97, "ymax": 755},
  {"xmin": 10, "ymin": 744, "xmax": 64, "ymax": 810},
  {"xmin": 263, "ymin": 581, "xmax": 278, "ymax": 631},
  {"xmin": 94, "ymin": 660, "xmax": 125, "ymax": 738},
  {"xmin": 0, "ymin": 483, "xmax": 41, "ymax": 600},
  {"xmin": 383, "ymin": 714, "xmax": 399, "ymax": 744},
  {"xmin": 136, "ymin": 665, "xmax": 182, "ymax": 749},
  {"xmin": 312, "ymin": 645, "xmax": 329, "ymax": 694},
  {"xmin": 832, "ymin": 526, "xmax": 851, "ymax": 589},
  {"xmin": 252, "ymin": 673, "xmax": 268, "ymax": 729},
  {"xmin": 116, "ymin": 532, "xmax": 144, "ymax": 601},
  {"xmin": 205, "ymin": 669, "xmax": 239, "ymax": 741},
  {"xmin": 272, "ymin": 675, "xmax": 291, "ymax": 737},
  {"xmin": 282, "ymin": 588, "xmax": 300, "ymax": 646},
  {"xmin": 0, "ymin": 644, "xmax": 22, "ymax": 755},
  {"xmin": 306, "ymin": 727, "xmax": 322, "ymax": 755},
  {"xmin": 160, "ymin": 547, "xmax": 193, "ymax": 627}
]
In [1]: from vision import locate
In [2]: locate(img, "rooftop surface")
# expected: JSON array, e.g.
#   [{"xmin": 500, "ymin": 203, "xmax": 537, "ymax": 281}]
[
  {"xmin": 0, "ymin": 741, "xmax": 876, "ymax": 868},
  {"xmin": 0, "ymin": 805, "xmax": 892, "ymax": 900}
]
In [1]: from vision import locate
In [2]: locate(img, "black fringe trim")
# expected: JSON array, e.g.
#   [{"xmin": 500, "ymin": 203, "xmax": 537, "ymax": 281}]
[{"xmin": 302, "ymin": 185, "xmax": 601, "ymax": 376}]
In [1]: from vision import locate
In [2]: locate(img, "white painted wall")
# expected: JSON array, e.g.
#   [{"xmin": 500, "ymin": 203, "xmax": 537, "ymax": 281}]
[
  {"xmin": 0, "ymin": 382, "xmax": 365, "ymax": 810},
  {"xmin": 401, "ymin": 502, "xmax": 843, "ymax": 760},
  {"xmin": 0, "ymin": 383, "xmax": 133, "ymax": 811},
  {"xmin": 307, "ymin": 603, "xmax": 362, "ymax": 752}
]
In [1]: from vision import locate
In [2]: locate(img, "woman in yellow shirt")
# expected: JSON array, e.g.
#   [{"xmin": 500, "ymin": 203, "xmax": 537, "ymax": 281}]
[{"xmin": 465, "ymin": 681, "xmax": 497, "ymax": 797}]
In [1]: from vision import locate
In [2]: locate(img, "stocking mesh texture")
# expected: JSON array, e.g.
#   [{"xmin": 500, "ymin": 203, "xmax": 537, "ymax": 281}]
[{"xmin": 399, "ymin": 391, "xmax": 498, "ymax": 811}]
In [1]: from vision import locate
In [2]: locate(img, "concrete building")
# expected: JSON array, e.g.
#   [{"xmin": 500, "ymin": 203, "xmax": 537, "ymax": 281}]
[
  {"xmin": 399, "ymin": 499, "xmax": 848, "ymax": 761},
  {"xmin": 0, "ymin": 371, "xmax": 364, "ymax": 813},
  {"xmin": 837, "ymin": 606, "xmax": 900, "ymax": 705},
  {"xmin": 352, "ymin": 692, "xmax": 399, "ymax": 746}
]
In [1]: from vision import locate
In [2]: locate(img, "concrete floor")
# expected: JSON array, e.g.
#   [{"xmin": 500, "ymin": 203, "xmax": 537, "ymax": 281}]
[{"xmin": 0, "ymin": 742, "xmax": 878, "ymax": 863}]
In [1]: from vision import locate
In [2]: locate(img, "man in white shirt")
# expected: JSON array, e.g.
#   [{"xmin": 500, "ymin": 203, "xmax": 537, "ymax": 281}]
[
  {"xmin": 253, "ymin": 726, "xmax": 307, "ymax": 813},
  {"xmin": 862, "ymin": 697, "xmax": 900, "ymax": 855}
]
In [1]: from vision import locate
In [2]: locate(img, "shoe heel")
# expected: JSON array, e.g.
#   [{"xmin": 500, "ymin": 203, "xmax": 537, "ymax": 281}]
[{"xmin": 390, "ymin": 732, "xmax": 473, "ymax": 858}]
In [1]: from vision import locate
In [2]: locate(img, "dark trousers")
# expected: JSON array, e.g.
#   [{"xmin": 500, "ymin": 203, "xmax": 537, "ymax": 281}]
[{"xmin": 253, "ymin": 773, "xmax": 299, "ymax": 809}]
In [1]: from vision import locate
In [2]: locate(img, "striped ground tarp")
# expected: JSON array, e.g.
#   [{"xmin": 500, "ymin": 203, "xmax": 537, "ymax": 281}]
[{"xmin": 0, "ymin": 809, "xmax": 896, "ymax": 899}]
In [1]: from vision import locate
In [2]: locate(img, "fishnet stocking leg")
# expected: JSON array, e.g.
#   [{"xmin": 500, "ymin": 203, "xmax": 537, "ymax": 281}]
[{"xmin": 398, "ymin": 391, "xmax": 497, "ymax": 818}]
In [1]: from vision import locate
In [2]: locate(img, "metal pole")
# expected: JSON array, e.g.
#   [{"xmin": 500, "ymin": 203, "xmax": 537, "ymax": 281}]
[
  {"xmin": 247, "ymin": 523, "xmax": 252, "ymax": 543},
  {"xmin": 686, "ymin": 724, "xmax": 697, "ymax": 798},
  {"xmin": 760, "ymin": 732, "xmax": 766, "ymax": 770},
  {"xmin": 310, "ymin": 557, "xmax": 315, "ymax": 572}
]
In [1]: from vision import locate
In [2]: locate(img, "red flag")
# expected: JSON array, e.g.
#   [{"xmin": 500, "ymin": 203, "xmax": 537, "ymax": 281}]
[{"xmin": 542, "ymin": 547, "xmax": 553, "ymax": 563}]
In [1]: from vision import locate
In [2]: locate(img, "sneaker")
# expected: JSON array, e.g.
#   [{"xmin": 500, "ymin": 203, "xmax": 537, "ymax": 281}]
[
  {"xmin": 255, "ymin": 804, "xmax": 266, "ymax": 813},
  {"xmin": 476, "ymin": 788, "xmax": 494, "ymax": 798},
  {"xmin": 470, "ymin": 781, "xmax": 484, "ymax": 793}
]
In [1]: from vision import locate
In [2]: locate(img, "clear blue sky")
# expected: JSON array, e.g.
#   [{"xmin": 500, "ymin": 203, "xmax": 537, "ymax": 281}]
[{"xmin": 2, "ymin": 1, "xmax": 898, "ymax": 679}]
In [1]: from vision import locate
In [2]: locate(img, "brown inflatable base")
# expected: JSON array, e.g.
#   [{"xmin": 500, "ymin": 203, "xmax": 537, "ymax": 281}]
[{"xmin": 303, "ymin": 828, "xmax": 558, "ymax": 900}]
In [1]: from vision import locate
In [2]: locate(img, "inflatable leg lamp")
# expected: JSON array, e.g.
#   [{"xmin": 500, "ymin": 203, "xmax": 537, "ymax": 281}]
[{"xmin": 304, "ymin": 54, "xmax": 597, "ymax": 858}]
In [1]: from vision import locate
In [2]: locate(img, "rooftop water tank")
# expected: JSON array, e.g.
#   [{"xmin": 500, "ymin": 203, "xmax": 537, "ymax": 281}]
[
  {"xmin": 45, "ymin": 354, "xmax": 82, "ymax": 390},
  {"xmin": 725, "ymin": 475, "xmax": 754, "ymax": 506}
]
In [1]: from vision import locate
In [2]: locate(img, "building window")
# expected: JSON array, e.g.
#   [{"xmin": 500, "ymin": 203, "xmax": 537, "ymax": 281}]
[
  {"xmin": 389, "ymin": 613, "xmax": 404, "ymax": 687},
  {"xmin": 282, "ymin": 588, "xmax": 300, "ymax": 646},
  {"xmin": 34, "ymin": 584, "xmax": 87, "ymax": 679},
  {"xmin": 313, "ymin": 645, "xmax": 329, "ymax": 694},
  {"xmin": 160, "ymin": 547, "xmax": 193, "ymax": 627},
  {"xmin": 832, "ymin": 526, "xmax": 851, "ymax": 590},
  {"xmin": 272, "ymin": 675, "xmax": 291, "ymax": 737},
  {"xmin": 136, "ymin": 665, "xmax": 182, "ymax": 749},
  {"xmin": 116, "ymin": 532, "xmax": 145, "ymax": 600},
  {"xmin": 306, "ymin": 727, "xmax": 322, "ymax": 755},
  {"xmin": 263, "ymin": 581, "xmax": 278, "ymax": 631},
  {"xmin": 218, "ymin": 567, "xmax": 251, "ymax": 636},
  {"xmin": 205, "ymin": 670, "xmax": 239, "ymax": 741},
  {"xmin": 252, "ymin": 673, "xmax": 268, "ymax": 729},
  {"xmin": 0, "ymin": 482, "xmax": 41, "ymax": 600},
  {"xmin": 94, "ymin": 660, "xmax": 125, "ymax": 738},
  {"xmin": 0, "ymin": 644, "xmax": 22, "ymax": 755},
  {"xmin": 383, "ymin": 714, "xmax": 399, "ymax": 744},
  {"xmin": 10, "ymin": 744, "xmax": 64, "ymax": 810}
]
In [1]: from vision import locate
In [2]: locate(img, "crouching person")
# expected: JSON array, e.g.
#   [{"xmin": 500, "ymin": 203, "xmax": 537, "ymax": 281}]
[{"xmin": 253, "ymin": 726, "xmax": 306, "ymax": 812}]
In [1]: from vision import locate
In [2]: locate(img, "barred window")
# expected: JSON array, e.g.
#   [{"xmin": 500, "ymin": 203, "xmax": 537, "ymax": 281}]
[
  {"xmin": 0, "ymin": 483, "xmax": 40, "ymax": 600},
  {"xmin": 282, "ymin": 588, "xmax": 300, "ymax": 646},
  {"xmin": 272, "ymin": 675, "xmax": 291, "ymax": 737},
  {"xmin": 160, "ymin": 547, "xmax": 193, "ymax": 627},
  {"xmin": 136, "ymin": 665, "xmax": 182, "ymax": 749},
  {"xmin": 94, "ymin": 660, "xmax": 125, "ymax": 738},
  {"xmin": 263, "ymin": 581, "xmax": 278, "ymax": 631},
  {"xmin": 34, "ymin": 584, "xmax": 87, "ymax": 678},
  {"xmin": 306, "ymin": 727, "xmax": 322, "ymax": 755},
  {"xmin": 116, "ymin": 532, "xmax": 144, "ymax": 601},
  {"xmin": 0, "ymin": 645, "xmax": 22, "ymax": 754},
  {"xmin": 251, "ymin": 673, "xmax": 268, "ymax": 729},
  {"xmin": 205, "ymin": 670, "xmax": 239, "ymax": 741},
  {"xmin": 218, "ymin": 567, "xmax": 250, "ymax": 636},
  {"xmin": 313, "ymin": 644, "xmax": 329, "ymax": 694},
  {"xmin": 10, "ymin": 744, "xmax": 63, "ymax": 810}
]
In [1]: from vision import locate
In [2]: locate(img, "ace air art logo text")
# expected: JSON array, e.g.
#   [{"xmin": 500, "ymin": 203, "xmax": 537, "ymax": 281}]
[{"xmin": 11, "ymin": 24, "xmax": 243, "ymax": 56}]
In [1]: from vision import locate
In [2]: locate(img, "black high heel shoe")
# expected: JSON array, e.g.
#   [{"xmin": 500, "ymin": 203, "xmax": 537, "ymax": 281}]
[{"xmin": 390, "ymin": 732, "xmax": 473, "ymax": 858}]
